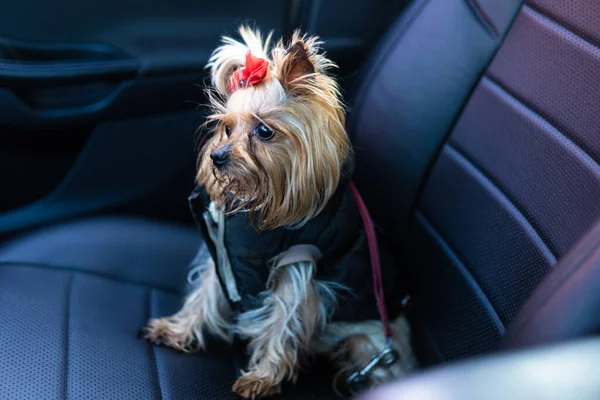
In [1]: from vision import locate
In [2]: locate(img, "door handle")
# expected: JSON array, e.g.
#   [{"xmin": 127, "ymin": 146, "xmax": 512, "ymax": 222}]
[
  {"xmin": 0, "ymin": 38, "xmax": 139, "ymax": 87},
  {"xmin": 0, "ymin": 38, "xmax": 140, "ymax": 128},
  {"xmin": 0, "ymin": 58, "xmax": 139, "ymax": 87}
]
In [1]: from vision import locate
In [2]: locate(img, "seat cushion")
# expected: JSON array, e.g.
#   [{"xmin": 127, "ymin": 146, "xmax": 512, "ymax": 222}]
[
  {"xmin": 0, "ymin": 217, "xmax": 202, "ymax": 293},
  {"xmin": 0, "ymin": 217, "xmax": 338, "ymax": 399},
  {"xmin": 0, "ymin": 217, "xmax": 240, "ymax": 400}
]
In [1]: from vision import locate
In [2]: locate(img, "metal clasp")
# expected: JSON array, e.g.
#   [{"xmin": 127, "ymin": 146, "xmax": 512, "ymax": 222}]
[{"xmin": 346, "ymin": 342, "xmax": 398, "ymax": 392}]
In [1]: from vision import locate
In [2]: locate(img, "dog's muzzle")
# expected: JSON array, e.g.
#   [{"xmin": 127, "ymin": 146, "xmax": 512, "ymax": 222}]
[{"xmin": 210, "ymin": 143, "xmax": 232, "ymax": 168}]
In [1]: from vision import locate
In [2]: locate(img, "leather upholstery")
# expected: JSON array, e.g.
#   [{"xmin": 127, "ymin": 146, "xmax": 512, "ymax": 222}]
[
  {"xmin": 0, "ymin": 218, "xmax": 238, "ymax": 400},
  {"xmin": 350, "ymin": 0, "xmax": 523, "ymax": 239},
  {"xmin": 1, "ymin": 0, "xmax": 600, "ymax": 398},
  {"xmin": 351, "ymin": 0, "xmax": 600, "ymax": 364},
  {"xmin": 0, "ymin": 217, "xmax": 200, "ymax": 293},
  {"xmin": 0, "ymin": 218, "xmax": 337, "ymax": 399},
  {"xmin": 502, "ymin": 220, "xmax": 600, "ymax": 349}
]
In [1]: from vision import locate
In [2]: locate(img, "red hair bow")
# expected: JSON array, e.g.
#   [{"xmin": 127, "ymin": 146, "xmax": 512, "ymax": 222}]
[{"xmin": 228, "ymin": 51, "xmax": 269, "ymax": 93}]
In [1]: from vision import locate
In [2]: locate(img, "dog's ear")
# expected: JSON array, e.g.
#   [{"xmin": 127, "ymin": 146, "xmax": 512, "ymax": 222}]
[
  {"xmin": 207, "ymin": 26, "xmax": 272, "ymax": 96},
  {"xmin": 276, "ymin": 31, "xmax": 336, "ymax": 93},
  {"xmin": 279, "ymin": 40, "xmax": 315, "ymax": 90},
  {"xmin": 277, "ymin": 31, "xmax": 325, "ymax": 91}
]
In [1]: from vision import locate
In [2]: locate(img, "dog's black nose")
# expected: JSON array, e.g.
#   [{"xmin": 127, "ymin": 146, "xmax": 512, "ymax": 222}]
[{"xmin": 210, "ymin": 144, "xmax": 231, "ymax": 168}]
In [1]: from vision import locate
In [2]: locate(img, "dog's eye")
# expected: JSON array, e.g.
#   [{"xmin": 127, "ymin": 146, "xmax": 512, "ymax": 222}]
[
  {"xmin": 224, "ymin": 125, "xmax": 232, "ymax": 137},
  {"xmin": 254, "ymin": 123, "xmax": 274, "ymax": 140}
]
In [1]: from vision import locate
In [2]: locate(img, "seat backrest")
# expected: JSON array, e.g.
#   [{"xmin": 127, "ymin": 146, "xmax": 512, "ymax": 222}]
[{"xmin": 350, "ymin": 0, "xmax": 600, "ymax": 364}]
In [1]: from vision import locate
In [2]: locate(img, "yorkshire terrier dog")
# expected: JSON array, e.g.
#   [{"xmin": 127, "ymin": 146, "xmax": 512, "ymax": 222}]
[{"xmin": 144, "ymin": 26, "xmax": 417, "ymax": 398}]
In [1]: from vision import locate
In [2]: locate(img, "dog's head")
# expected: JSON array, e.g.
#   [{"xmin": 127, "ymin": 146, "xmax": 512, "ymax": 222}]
[{"xmin": 197, "ymin": 26, "xmax": 349, "ymax": 230}]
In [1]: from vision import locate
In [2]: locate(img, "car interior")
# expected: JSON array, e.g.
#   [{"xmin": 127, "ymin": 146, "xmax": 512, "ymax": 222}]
[{"xmin": 0, "ymin": 0, "xmax": 599, "ymax": 399}]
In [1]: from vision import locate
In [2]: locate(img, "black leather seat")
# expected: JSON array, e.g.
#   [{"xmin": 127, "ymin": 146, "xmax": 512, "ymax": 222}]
[
  {"xmin": 1, "ymin": 0, "xmax": 599, "ymax": 398},
  {"xmin": 351, "ymin": 0, "xmax": 600, "ymax": 365},
  {"xmin": 0, "ymin": 218, "xmax": 239, "ymax": 399}
]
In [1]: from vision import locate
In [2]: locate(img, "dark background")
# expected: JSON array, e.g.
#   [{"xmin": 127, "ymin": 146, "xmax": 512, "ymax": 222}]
[{"xmin": 0, "ymin": 0, "xmax": 407, "ymax": 239}]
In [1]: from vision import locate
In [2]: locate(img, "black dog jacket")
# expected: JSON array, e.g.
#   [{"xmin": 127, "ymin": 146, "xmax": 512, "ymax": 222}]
[{"xmin": 188, "ymin": 161, "xmax": 399, "ymax": 322}]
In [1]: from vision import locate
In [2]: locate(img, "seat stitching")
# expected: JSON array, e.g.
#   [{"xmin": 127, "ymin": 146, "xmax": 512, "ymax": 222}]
[
  {"xmin": 0, "ymin": 261, "xmax": 180, "ymax": 294},
  {"xmin": 147, "ymin": 288, "xmax": 163, "ymax": 400},
  {"xmin": 525, "ymin": 3, "xmax": 600, "ymax": 51},
  {"xmin": 416, "ymin": 211, "xmax": 506, "ymax": 335},
  {"xmin": 503, "ymin": 231, "xmax": 600, "ymax": 346},
  {"xmin": 464, "ymin": 0, "xmax": 499, "ymax": 36},
  {"xmin": 483, "ymin": 75, "xmax": 600, "ymax": 166},
  {"xmin": 445, "ymin": 144, "xmax": 559, "ymax": 264},
  {"xmin": 407, "ymin": 1, "xmax": 524, "ymax": 237},
  {"xmin": 63, "ymin": 272, "xmax": 74, "ymax": 400}
]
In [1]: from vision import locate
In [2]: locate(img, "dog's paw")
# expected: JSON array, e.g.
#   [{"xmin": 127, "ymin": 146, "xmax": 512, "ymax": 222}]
[
  {"xmin": 232, "ymin": 372, "xmax": 281, "ymax": 399},
  {"xmin": 141, "ymin": 317, "xmax": 201, "ymax": 353}
]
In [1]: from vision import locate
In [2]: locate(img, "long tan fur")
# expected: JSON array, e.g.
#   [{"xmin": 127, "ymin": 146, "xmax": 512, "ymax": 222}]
[
  {"xmin": 144, "ymin": 26, "xmax": 415, "ymax": 399},
  {"xmin": 143, "ymin": 259, "xmax": 232, "ymax": 351},
  {"xmin": 196, "ymin": 25, "xmax": 349, "ymax": 230},
  {"xmin": 232, "ymin": 261, "xmax": 339, "ymax": 398}
]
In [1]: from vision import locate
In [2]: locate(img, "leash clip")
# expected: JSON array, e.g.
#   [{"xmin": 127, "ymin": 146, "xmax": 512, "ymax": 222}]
[{"xmin": 345, "ymin": 342, "xmax": 398, "ymax": 391}]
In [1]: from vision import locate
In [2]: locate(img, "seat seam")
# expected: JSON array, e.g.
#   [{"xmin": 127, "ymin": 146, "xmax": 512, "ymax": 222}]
[
  {"xmin": 147, "ymin": 288, "xmax": 163, "ymax": 400},
  {"xmin": 483, "ymin": 75, "xmax": 600, "ymax": 166},
  {"xmin": 464, "ymin": 0, "xmax": 499, "ymax": 36},
  {"xmin": 407, "ymin": 1, "xmax": 524, "ymax": 236},
  {"xmin": 524, "ymin": 3, "xmax": 600, "ymax": 51},
  {"xmin": 445, "ymin": 144, "xmax": 559, "ymax": 263},
  {"xmin": 416, "ymin": 211, "xmax": 506, "ymax": 335},
  {"xmin": 503, "ymin": 232, "xmax": 600, "ymax": 346},
  {"xmin": 63, "ymin": 272, "xmax": 74, "ymax": 400},
  {"xmin": 0, "ymin": 261, "xmax": 180, "ymax": 295}
]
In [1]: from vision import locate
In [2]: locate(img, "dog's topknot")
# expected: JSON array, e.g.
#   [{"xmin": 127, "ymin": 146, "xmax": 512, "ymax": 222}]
[{"xmin": 206, "ymin": 26, "xmax": 273, "ymax": 96}]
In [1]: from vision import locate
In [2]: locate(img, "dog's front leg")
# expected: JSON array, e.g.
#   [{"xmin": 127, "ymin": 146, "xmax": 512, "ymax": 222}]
[
  {"xmin": 232, "ymin": 261, "xmax": 328, "ymax": 399},
  {"xmin": 143, "ymin": 258, "xmax": 232, "ymax": 352}
]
